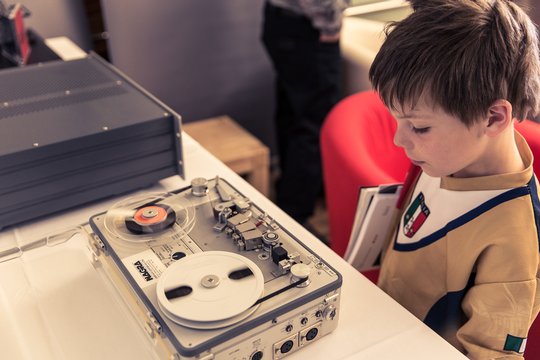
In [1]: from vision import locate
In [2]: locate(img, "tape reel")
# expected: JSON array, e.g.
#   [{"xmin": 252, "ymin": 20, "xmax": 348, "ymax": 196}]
[
  {"xmin": 103, "ymin": 193, "xmax": 195, "ymax": 249},
  {"xmin": 156, "ymin": 251, "xmax": 264, "ymax": 329}
]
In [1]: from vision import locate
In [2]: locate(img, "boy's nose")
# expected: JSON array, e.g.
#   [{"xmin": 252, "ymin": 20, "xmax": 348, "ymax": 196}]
[{"xmin": 393, "ymin": 126, "xmax": 411, "ymax": 150}]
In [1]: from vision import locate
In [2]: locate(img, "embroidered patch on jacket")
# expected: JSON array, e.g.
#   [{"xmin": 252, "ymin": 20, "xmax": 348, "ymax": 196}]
[
  {"xmin": 504, "ymin": 334, "xmax": 527, "ymax": 353},
  {"xmin": 403, "ymin": 192, "xmax": 430, "ymax": 238}
]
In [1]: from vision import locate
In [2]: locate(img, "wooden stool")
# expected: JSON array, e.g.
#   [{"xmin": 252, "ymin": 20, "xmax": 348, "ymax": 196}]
[{"xmin": 183, "ymin": 116, "xmax": 270, "ymax": 197}]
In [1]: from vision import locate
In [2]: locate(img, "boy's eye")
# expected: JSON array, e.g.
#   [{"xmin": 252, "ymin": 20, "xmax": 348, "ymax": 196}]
[{"xmin": 412, "ymin": 126, "xmax": 430, "ymax": 134}]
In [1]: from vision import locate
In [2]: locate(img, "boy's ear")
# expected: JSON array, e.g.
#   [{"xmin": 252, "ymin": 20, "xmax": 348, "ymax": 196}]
[{"xmin": 484, "ymin": 99, "xmax": 513, "ymax": 136}]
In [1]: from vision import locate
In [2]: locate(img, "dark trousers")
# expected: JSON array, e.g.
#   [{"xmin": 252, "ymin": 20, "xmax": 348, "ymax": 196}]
[{"xmin": 262, "ymin": 2, "xmax": 341, "ymax": 223}]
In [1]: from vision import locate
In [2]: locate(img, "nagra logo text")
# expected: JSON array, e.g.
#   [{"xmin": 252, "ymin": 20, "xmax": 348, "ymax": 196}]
[{"xmin": 134, "ymin": 260, "xmax": 154, "ymax": 281}]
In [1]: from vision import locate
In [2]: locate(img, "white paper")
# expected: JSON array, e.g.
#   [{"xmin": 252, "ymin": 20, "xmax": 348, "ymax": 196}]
[{"xmin": 345, "ymin": 184, "xmax": 401, "ymax": 271}]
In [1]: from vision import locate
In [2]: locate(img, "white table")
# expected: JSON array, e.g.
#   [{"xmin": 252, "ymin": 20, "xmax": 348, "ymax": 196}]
[
  {"xmin": 0, "ymin": 37, "xmax": 466, "ymax": 360},
  {"xmin": 0, "ymin": 133, "xmax": 466, "ymax": 360}
]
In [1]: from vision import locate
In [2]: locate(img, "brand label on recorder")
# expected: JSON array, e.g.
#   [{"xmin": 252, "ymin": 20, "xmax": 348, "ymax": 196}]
[{"xmin": 123, "ymin": 250, "xmax": 167, "ymax": 288}]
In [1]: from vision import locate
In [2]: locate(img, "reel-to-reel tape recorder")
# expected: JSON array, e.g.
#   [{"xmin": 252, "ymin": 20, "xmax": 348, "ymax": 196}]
[{"xmin": 85, "ymin": 177, "xmax": 342, "ymax": 360}]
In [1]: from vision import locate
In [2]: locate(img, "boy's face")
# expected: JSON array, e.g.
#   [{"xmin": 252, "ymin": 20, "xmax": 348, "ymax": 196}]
[{"xmin": 390, "ymin": 97, "xmax": 489, "ymax": 178}]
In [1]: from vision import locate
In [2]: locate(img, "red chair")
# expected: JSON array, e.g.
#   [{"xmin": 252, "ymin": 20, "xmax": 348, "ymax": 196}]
[
  {"xmin": 525, "ymin": 316, "xmax": 540, "ymax": 359},
  {"xmin": 515, "ymin": 119, "xmax": 540, "ymax": 176},
  {"xmin": 513, "ymin": 119, "xmax": 540, "ymax": 359},
  {"xmin": 320, "ymin": 90, "xmax": 410, "ymax": 258}
]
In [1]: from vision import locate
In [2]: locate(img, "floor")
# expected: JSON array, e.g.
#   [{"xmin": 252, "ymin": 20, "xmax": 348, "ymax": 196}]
[{"xmin": 304, "ymin": 198, "xmax": 331, "ymax": 245}]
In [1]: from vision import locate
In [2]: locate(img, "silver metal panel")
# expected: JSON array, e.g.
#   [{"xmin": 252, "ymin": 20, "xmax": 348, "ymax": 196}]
[{"xmin": 0, "ymin": 55, "xmax": 184, "ymax": 229}]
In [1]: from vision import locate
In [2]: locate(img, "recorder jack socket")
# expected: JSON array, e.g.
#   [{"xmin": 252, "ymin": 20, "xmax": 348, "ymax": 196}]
[
  {"xmin": 323, "ymin": 305, "xmax": 337, "ymax": 321},
  {"xmin": 301, "ymin": 317, "xmax": 309, "ymax": 326},
  {"xmin": 274, "ymin": 333, "xmax": 298, "ymax": 358},
  {"xmin": 306, "ymin": 327, "xmax": 318, "ymax": 341},
  {"xmin": 285, "ymin": 324, "xmax": 293, "ymax": 332},
  {"xmin": 299, "ymin": 322, "xmax": 322, "ymax": 347},
  {"xmin": 280, "ymin": 340, "xmax": 294, "ymax": 354},
  {"xmin": 250, "ymin": 350, "xmax": 264, "ymax": 360}
]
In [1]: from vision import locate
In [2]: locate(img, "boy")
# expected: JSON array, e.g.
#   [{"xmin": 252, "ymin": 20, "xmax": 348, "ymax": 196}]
[{"xmin": 369, "ymin": 0, "xmax": 540, "ymax": 358}]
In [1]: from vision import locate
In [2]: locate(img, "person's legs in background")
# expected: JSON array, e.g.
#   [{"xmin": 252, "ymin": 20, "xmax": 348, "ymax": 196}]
[{"xmin": 262, "ymin": 3, "xmax": 341, "ymax": 233}]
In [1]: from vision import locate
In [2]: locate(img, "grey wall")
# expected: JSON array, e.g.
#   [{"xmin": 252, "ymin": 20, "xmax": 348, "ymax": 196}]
[
  {"xmin": 20, "ymin": 0, "xmax": 92, "ymax": 51},
  {"xmin": 518, "ymin": 0, "xmax": 539, "ymax": 22},
  {"xmin": 101, "ymin": 0, "xmax": 276, "ymax": 151},
  {"xmin": 529, "ymin": 3, "xmax": 540, "ymax": 28},
  {"xmin": 17, "ymin": 0, "xmax": 538, "ymax": 151}
]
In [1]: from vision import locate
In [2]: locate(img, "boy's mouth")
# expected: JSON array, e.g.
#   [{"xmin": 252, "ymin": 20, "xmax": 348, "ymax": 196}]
[{"xmin": 410, "ymin": 159, "xmax": 425, "ymax": 166}]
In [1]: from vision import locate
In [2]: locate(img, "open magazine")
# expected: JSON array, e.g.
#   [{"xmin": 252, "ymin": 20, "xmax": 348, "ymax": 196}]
[{"xmin": 344, "ymin": 184, "xmax": 402, "ymax": 271}]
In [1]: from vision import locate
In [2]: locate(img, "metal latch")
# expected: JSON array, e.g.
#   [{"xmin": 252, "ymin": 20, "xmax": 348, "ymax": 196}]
[{"xmin": 323, "ymin": 293, "xmax": 339, "ymax": 304}]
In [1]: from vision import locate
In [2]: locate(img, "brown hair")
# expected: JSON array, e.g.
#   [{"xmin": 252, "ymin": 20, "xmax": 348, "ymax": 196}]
[{"xmin": 369, "ymin": 0, "xmax": 540, "ymax": 124}]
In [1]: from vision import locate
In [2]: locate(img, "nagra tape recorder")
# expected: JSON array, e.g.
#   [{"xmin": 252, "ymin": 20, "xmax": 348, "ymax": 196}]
[{"xmin": 85, "ymin": 176, "xmax": 342, "ymax": 359}]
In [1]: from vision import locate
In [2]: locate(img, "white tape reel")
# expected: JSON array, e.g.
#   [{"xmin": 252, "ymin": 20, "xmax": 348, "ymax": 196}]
[{"xmin": 156, "ymin": 251, "xmax": 264, "ymax": 329}]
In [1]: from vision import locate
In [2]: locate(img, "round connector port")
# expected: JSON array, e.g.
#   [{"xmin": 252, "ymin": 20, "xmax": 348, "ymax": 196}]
[
  {"xmin": 323, "ymin": 305, "xmax": 337, "ymax": 320},
  {"xmin": 306, "ymin": 327, "xmax": 319, "ymax": 341},
  {"xmin": 285, "ymin": 324, "xmax": 293, "ymax": 332},
  {"xmin": 280, "ymin": 340, "xmax": 294, "ymax": 354},
  {"xmin": 250, "ymin": 350, "xmax": 264, "ymax": 360}
]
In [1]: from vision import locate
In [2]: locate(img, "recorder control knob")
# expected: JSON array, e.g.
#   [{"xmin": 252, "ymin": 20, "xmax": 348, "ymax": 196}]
[
  {"xmin": 290, "ymin": 263, "xmax": 311, "ymax": 288},
  {"xmin": 262, "ymin": 231, "xmax": 279, "ymax": 250},
  {"xmin": 191, "ymin": 177, "xmax": 209, "ymax": 196}
]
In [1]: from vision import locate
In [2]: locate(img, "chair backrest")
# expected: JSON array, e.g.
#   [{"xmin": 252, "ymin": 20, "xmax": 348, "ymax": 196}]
[
  {"xmin": 525, "ymin": 314, "xmax": 540, "ymax": 358},
  {"xmin": 515, "ymin": 119, "xmax": 540, "ymax": 176},
  {"xmin": 321, "ymin": 90, "xmax": 410, "ymax": 257},
  {"xmin": 515, "ymin": 120, "xmax": 540, "ymax": 359}
]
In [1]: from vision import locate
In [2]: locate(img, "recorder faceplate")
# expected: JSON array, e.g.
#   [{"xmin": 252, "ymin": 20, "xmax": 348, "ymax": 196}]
[{"xmin": 88, "ymin": 177, "xmax": 342, "ymax": 359}]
